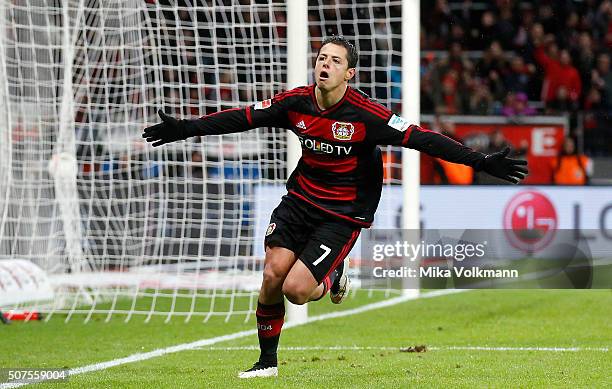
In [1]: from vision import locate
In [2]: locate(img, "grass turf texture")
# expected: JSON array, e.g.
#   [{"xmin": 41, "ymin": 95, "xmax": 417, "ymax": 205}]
[{"xmin": 2, "ymin": 290, "xmax": 610, "ymax": 388}]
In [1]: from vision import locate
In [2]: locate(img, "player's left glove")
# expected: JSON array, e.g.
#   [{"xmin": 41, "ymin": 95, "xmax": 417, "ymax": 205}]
[
  {"xmin": 481, "ymin": 147, "xmax": 528, "ymax": 184},
  {"xmin": 142, "ymin": 110, "xmax": 190, "ymax": 147}
]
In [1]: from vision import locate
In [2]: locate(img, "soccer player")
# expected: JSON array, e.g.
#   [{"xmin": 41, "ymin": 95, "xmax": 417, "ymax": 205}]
[{"xmin": 143, "ymin": 35, "xmax": 528, "ymax": 378}]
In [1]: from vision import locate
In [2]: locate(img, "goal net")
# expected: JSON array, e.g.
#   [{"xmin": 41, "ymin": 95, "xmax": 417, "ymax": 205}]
[{"xmin": 0, "ymin": 0, "xmax": 404, "ymax": 322}]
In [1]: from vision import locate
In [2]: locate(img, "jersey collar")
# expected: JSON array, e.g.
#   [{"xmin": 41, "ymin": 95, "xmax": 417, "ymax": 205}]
[{"xmin": 310, "ymin": 84, "xmax": 351, "ymax": 115}]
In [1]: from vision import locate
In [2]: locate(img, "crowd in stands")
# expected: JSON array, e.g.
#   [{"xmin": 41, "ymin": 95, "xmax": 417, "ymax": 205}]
[{"xmin": 420, "ymin": 0, "xmax": 612, "ymax": 156}]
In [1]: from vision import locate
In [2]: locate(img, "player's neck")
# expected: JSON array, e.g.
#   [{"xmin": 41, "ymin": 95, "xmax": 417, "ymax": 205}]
[{"xmin": 315, "ymin": 84, "xmax": 348, "ymax": 110}]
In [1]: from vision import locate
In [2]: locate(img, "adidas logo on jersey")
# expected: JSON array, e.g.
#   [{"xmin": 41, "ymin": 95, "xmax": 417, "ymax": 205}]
[{"xmin": 296, "ymin": 120, "xmax": 307, "ymax": 130}]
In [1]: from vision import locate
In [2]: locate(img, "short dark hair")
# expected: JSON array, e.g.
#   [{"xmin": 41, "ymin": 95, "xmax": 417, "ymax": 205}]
[{"xmin": 317, "ymin": 35, "xmax": 358, "ymax": 69}]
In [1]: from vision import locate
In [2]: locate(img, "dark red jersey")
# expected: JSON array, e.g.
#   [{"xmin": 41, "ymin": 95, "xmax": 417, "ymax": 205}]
[{"xmin": 183, "ymin": 85, "xmax": 486, "ymax": 227}]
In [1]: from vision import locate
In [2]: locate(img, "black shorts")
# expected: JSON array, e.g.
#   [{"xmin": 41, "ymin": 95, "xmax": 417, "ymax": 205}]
[{"xmin": 264, "ymin": 195, "xmax": 361, "ymax": 284}]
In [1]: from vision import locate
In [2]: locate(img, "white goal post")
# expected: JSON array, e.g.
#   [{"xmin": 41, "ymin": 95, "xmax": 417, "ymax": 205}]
[{"xmin": 0, "ymin": 0, "xmax": 419, "ymax": 323}]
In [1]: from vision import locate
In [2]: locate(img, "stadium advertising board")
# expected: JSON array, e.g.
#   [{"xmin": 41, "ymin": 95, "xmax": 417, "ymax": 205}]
[
  {"xmin": 254, "ymin": 185, "xmax": 612, "ymax": 257},
  {"xmin": 420, "ymin": 116, "xmax": 567, "ymax": 184}
]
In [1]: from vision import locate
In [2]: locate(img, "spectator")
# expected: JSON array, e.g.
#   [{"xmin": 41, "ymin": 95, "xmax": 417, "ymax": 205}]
[
  {"xmin": 546, "ymin": 86, "xmax": 579, "ymax": 114},
  {"xmin": 432, "ymin": 43, "xmax": 476, "ymax": 114},
  {"xmin": 497, "ymin": 6, "xmax": 517, "ymax": 50},
  {"xmin": 583, "ymin": 88, "xmax": 604, "ymax": 154},
  {"xmin": 537, "ymin": 3, "xmax": 557, "ymax": 36},
  {"xmin": 502, "ymin": 92, "xmax": 537, "ymax": 117},
  {"xmin": 584, "ymin": 87, "xmax": 603, "ymax": 111},
  {"xmin": 486, "ymin": 129, "xmax": 511, "ymax": 154},
  {"xmin": 476, "ymin": 41, "xmax": 507, "ymax": 101},
  {"xmin": 515, "ymin": 139, "xmax": 530, "ymax": 160},
  {"xmin": 433, "ymin": 68, "xmax": 463, "ymax": 114},
  {"xmin": 473, "ymin": 10, "xmax": 499, "ymax": 50},
  {"xmin": 592, "ymin": 53, "xmax": 612, "ymax": 108},
  {"xmin": 534, "ymin": 40, "xmax": 582, "ymax": 107},
  {"xmin": 190, "ymin": 150, "xmax": 204, "ymax": 179},
  {"xmin": 475, "ymin": 129, "xmax": 514, "ymax": 185},
  {"xmin": 430, "ymin": 119, "xmax": 474, "ymax": 185},
  {"xmin": 424, "ymin": 0, "xmax": 453, "ymax": 49},
  {"xmin": 449, "ymin": 23, "xmax": 467, "ymax": 46},
  {"xmin": 434, "ymin": 158, "xmax": 474, "ymax": 185},
  {"xmin": 476, "ymin": 41, "xmax": 506, "ymax": 79},
  {"xmin": 446, "ymin": 42, "xmax": 471, "ymax": 75},
  {"xmin": 558, "ymin": 11, "xmax": 581, "ymax": 49},
  {"xmin": 573, "ymin": 32, "xmax": 596, "ymax": 92},
  {"xmin": 523, "ymin": 23, "xmax": 546, "ymax": 100},
  {"xmin": 504, "ymin": 55, "xmax": 535, "ymax": 94},
  {"xmin": 420, "ymin": 54, "xmax": 436, "ymax": 113},
  {"xmin": 512, "ymin": 6, "xmax": 536, "ymax": 51},
  {"xmin": 551, "ymin": 137, "xmax": 592, "ymax": 185},
  {"xmin": 593, "ymin": 0, "xmax": 612, "ymax": 44},
  {"xmin": 468, "ymin": 81, "xmax": 494, "ymax": 115}
]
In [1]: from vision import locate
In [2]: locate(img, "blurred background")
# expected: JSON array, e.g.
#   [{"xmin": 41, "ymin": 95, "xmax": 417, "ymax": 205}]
[
  {"xmin": 95, "ymin": 0, "xmax": 612, "ymax": 186},
  {"xmin": 1, "ymin": 0, "xmax": 610, "ymax": 293},
  {"xmin": 417, "ymin": 0, "xmax": 611, "ymax": 185}
]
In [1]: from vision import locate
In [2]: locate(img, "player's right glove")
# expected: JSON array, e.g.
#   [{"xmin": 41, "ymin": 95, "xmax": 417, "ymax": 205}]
[
  {"xmin": 481, "ymin": 147, "xmax": 528, "ymax": 184},
  {"xmin": 142, "ymin": 110, "xmax": 190, "ymax": 147}
]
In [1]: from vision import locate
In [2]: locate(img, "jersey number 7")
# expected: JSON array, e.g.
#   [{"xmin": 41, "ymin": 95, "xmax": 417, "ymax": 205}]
[{"xmin": 313, "ymin": 244, "xmax": 332, "ymax": 266}]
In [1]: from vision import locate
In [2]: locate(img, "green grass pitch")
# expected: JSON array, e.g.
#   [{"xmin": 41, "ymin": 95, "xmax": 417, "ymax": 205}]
[{"xmin": 2, "ymin": 290, "xmax": 611, "ymax": 388}]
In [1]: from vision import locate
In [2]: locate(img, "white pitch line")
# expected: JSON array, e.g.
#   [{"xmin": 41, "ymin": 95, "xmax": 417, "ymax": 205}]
[
  {"xmin": 437, "ymin": 346, "xmax": 610, "ymax": 352},
  {"xmin": 0, "ymin": 289, "xmax": 462, "ymax": 388},
  {"xmin": 199, "ymin": 345, "xmax": 399, "ymax": 351},
  {"xmin": 197, "ymin": 345, "xmax": 610, "ymax": 352}
]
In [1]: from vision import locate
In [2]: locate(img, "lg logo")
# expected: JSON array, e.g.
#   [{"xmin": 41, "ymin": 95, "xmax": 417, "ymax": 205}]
[{"xmin": 503, "ymin": 190, "xmax": 558, "ymax": 252}]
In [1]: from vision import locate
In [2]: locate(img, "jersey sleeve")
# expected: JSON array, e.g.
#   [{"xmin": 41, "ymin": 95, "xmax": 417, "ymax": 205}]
[
  {"xmin": 406, "ymin": 125, "xmax": 486, "ymax": 169},
  {"xmin": 247, "ymin": 89, "xmax": 296, "ymax": 128},
  {"xmin": 182, "ymin": 89, "xmax": 297, "ymax": 137},
  {"xmin": 182, "ymin": 107, "xmax": 253, "ymax": 137},
  {"xmin": 364, "ymin": 111, "xmax": 486, "ymax": 169}
]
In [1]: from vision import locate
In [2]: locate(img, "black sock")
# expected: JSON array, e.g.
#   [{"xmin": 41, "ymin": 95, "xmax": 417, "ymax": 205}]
[
  {"xmin": 256, "ymin": 301, "xmax": 285, "ymax": 365},
  {"xmin": 310, "ymin": 277, "xmax": 331, "ymax": 301}
]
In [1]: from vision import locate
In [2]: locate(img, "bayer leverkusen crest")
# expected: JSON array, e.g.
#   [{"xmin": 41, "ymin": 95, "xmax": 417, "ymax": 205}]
[{"xmin": 331, "ymin": 122, "xmax": 355, "ymax": 141}]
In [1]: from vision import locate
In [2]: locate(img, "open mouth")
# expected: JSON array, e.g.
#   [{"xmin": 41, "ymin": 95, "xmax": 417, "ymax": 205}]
[{"xmin": 319, "ymin": 70, "xmax": 329, "ymax": 80}]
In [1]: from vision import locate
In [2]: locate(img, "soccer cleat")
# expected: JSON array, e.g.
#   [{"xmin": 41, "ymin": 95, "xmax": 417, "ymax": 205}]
[
  {"xmin": 238, "ymin": 361, "xmax": 278, "ymax": 378},
  {"xmin": 330, "ymin": 256, "xmax": 350, "ymax": 304}
]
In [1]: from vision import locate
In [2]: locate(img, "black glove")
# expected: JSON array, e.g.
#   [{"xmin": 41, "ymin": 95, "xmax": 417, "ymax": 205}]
[
  {"xmin": 482, "ymin": 147, "xmax": 528, "ymax": 184},
  {"xmin": 142, "ymin": 110, "xmax": 189, "ymax": 147}
]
